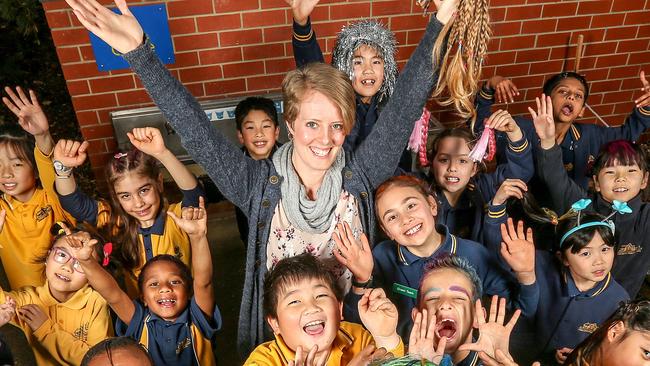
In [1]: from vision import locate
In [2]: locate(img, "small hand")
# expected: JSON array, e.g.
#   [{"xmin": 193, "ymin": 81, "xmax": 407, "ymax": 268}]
[
  {"xmin": 433, "ymin": 0, "xmax": 459, "ymax": 25},
  {"xmin": 408, "ymin": 308, "xmax": 447, "ymax": 363},
  {"xmin": 528, "ymin": 94, "xmax": 555, "ymax": 149},
  {"xmin": 0, "ymin": 297, "xmax": 16, "ymax": 327},
  {"xmin": 53, "ymin": 139, "xmax": 90, "ymax": 168},
  {"xmin": 2, "ymin": 86, "xmax": 49, "ymax": 137},
  {"xmin": 65, "ymin": 231, "xmax": 99, "ymax": 262},
  {"xmin": 459, "ymin": 296, "xmax": 521, "ymax": 360},
  {"xmin": 284, "ymin": 0, "xmax": 320, "ymax": 26},
  {"xmin": 500, "ymin": 219, "xmax": 536, "ymax": 284},
  {"xmin": 17, "ymin": 304, "xmax": 48, "ymax": 331},
  {"xmin": 288, "ymin": 345, "xmax": 327, "ymax": 366},
  {"xmin": 332, "ymin": 222, "xmax": 373, "ymax": 285},
  {"xmin": 347, "ymin": 344, "xmax": 391, "ymax": 366},
  {"xmin": 485, "ymin": 109, "xmax": 522, "ymax": 141},
  {"xmin": 358, "ymin": 288, "xmax": 399, "ymax": 344},
  {"xmin": 635, "ymin": 71, "xmax": 650, "ymax": 108},
  {"xmin": 492, "ymin": 179, "xmax": 527, "ymax": 206},
  {"xmin": 127, "ymin": 127, "xmax": 168, "ymax": 157},
  {"xmin": 65, "ymin": 0, "xmax": 144, "ymax": 54},
  {"xmin": 555, "ymin": 347, "xmax": 572, "ymax": 364},
  {"xmin": 488, "ymin": 76, "xmax": 520, "ymax": 104},
  {"xmin": 168, "ymin": 196, "xmax": 207, "ymax": 238}
]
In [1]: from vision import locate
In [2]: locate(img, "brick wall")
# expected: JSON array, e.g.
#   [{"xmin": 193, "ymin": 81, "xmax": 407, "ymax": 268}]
[{"xmin": 42, "ymin": 0, "xmax": 650, "ymax": 178}]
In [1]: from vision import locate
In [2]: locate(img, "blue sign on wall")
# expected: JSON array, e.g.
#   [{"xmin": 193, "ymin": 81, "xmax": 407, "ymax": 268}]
[{"xmin": 89, "ymin": 4, "xmax": 174, "ymax": 71}]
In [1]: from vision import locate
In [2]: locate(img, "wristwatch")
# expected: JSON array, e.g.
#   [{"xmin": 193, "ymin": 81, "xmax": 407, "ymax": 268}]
[
  {"xmin": 53, "ymin": 160, "xmax": 73, "ymax": 177},
  {"xmin": 352, "ymin": 275, "xmax": 373, "ymax": 289}
]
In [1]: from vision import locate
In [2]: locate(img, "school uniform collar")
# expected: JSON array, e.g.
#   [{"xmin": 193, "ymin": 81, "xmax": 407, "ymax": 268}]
[
  {"xmin": 2, "ymin": 188, "xmax": 45, "ymax": 210},
  {"xmin": 397, "ymin": 224, "xmax": 457, "ymax": 265},
  {"xmin": 138, "ymin": 208, "xmax": 166, "ymax": 236},
  {"xmin": 37, "ymin": 282, "xmax": 93, "ymax": 310},
  {"xmin": 562, "ymin": 269, "xmax": 612, "ymax": 298},
  {"xmin": 436, "ymin": 187, "xmax": 474, "ymax": 210},
  {"xmin": 272, "ymin": 324, "xmax": 356, "ymax": 364},
  {"xmin": 559, "ymin": 124, "xmax": 582, "ymax": 147},
  {"xmin": 594, "ymin": 194, "xmax": 641, "ymax": 224},
  {"xmin": 146, "ymin": 303, "xmax": 191, "ymax": 325}
]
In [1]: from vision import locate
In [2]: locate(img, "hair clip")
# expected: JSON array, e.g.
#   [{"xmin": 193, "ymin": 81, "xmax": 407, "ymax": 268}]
[
  {"xmin": 570, "ymin": 198, "xmax": 592, "ymax": 225},
  {"xmin": 468, "ymin": 125, "xmax": 496, "ymax": 162},
  {"xmin": 601, "ymin": 200, "xmax": 632, "ymax": 226},
  {"xmin": 102, "ymin": 242, "xmax": 113, "ymax": 267},
  {"xmin": 559, "ymin": 198, "xmax": 625, "ymax": 248},
  {"xmin": 55, "ymin": 221, "xmax": 67, "ymax": 236},
  {"xmin": 114, "ymin": 152, "xmax": 128, "ymax": 159},
  {"xmin": 542, "ymin": 208, "xmax": 559, "ymax": 226}
]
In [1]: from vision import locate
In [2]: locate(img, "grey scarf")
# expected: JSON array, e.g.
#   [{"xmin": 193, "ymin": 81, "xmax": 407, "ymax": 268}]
[{"xmin": 272, "ymin": 141, "xmax": 345, "ymax": 233}]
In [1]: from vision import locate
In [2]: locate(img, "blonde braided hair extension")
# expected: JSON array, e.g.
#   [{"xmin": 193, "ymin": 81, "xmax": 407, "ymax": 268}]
[{"xmin": 431, "ymin": 0, "xmax": 492, "ymax": 129}]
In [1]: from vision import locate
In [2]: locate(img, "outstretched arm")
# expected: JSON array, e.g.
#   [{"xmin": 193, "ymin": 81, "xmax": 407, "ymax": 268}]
[
  {"xmin": 168, "ymin": 197, "xmax": 214, "ymax": 317},
  {"xmin": 285, "ymin": 0, "xmax": 324, "ymax": 67},
  {"xmin": 597, "ymin": 71, "xmax": 650, "ymax": 144}
]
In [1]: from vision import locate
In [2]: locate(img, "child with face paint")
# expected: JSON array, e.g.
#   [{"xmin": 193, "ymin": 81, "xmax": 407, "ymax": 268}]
[{"xmin": 533, "ymin": 96, "xmax": 650, "ymax": 299}]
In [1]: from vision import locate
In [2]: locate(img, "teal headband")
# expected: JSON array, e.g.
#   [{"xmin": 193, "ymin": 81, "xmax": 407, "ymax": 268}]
[{"xmin": 559, "ymin": 221, "xmax": 613, "ymax": 249}]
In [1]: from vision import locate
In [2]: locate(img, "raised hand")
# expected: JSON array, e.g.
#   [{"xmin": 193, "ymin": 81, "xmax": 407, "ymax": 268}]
[
  {"xmin": 127, "ymin": 127, "xmax": 168, "ymax": 157},
  {"xmin": 635, "ymin": 71, "xmax": 650, "ymax": 108},
  {"xmin": 284, "ymin": 0, "xmax": 320, "ymax": 26},
  {"xmin": 555, "ymin": 347, "xmax": 572, "ymax": 365},
  {"xmin": 485, "ymin": 109, "xmax": 523, "ymax": 141},
  {"xmin": 459, "ymin": 296, "xmax": 521, "ymax": 362},
  {"xmin": 500, "ymin": 219, "xmax": 536, "ymax": 285},
  {"xmin": 53, "ymin": 139, "xmax": 90, "ymax": 168},
  {"xmin": 65, "ymin": 0, "xmax": 144, "ymax": 54},
  {"xmin": 332, "ymin": 222, "xmax": 373, "ymax": 286},
  {"xmin": 65, "ymin": 231, "xmax": 100, "ymax": 262},
  {"xmin": 528, "ymin": 94, "xmax": 555, "ymax": 150},
  {"xmin": 288, "ymin": 345, "xmax": 327, "ymax": 366},
  {"xmin": 168, "ymin": 196, "xmax": 207, "ymax": 238},
  {"xmin": 431, "ymin": 0, "xmax": 459, "ymax": 25},
  {"xmin": 408, "ymin": 308, "xmax": 447, "ymax": 364},
  {"xmin": 492, "ymin": 179, "xmax": 527, "ymax": 206},
  {"xmin": 358, "ymin": 288, "xmax": 400, "ymax": 349},
  {"xmin": 488, "ymin": 76, "xmax": 520, "ymax": 104},
  {"xmin": 17, "ymin": 304, "xmax": 48, "ymax": 331},
  {"xmin": 2, "ymin": 87, "xmax": 49, "ymax": 137},
  {"xmin": 0, "ymin": 296, "xmax": 16, "ymax": 327},
  {"xmin": 347, "ymin": 344, "xmax": 391, "ymax": 366}
]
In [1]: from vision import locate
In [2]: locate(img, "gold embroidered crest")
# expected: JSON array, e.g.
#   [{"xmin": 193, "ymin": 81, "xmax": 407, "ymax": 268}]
[
  {"xmin": 578, "ymin": 322, "xmax": 598, "ymax": 334},
  {"xmin": 617, "ymin": 243, "xmax": 642, "ymax": 255},
  {"xmin": 73, "ymin": 323, "xmax": 89, "ymax": 342},
  {"xmin": 35, "ymin": 205, "xmax": 53, "ymax": 222},
  {"xmin": 564, "ymin": 163, "xmax": 574, "ymax": 172},
  {"xmin": 176, "ymin": 337, "xmax": 191, "ymax": 355}
]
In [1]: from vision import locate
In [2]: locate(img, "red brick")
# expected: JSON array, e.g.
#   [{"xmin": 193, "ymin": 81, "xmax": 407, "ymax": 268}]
[
  {"xmin": 569, "ymin": 29, "xmax": 605, "ymax": 44},
  {"xmin": 493, "ymin": 22, "xmax": 522, "ymax": 37},
  {"xmin": 174, "ymin": 33, "xmax": 218, "ymax": 51},
  {"xmin": 215, "ymin": 0, "xmax": 258, "ymax": 12},
  {"xmin": 603, "ymin": 91, "xmax": 632, "ymax": 104},
  {"xmin": 591, "ymin": 13, "xmax": 626, "ymax": 28},
  {"xmin": 484, "ymin": 51, "xmax": 517, "ymax": 66},
  {"xmin": 88, "ymin": 151, "xmax": 114, "ymax": 167},
  {"xmin": 264, "ymin": 26, "xmax": 290, "ymax": 43},
  {"xmin": 577, "ymin": 1, "xmax": 611, "ymax": 15},
  {"xmin": 331, "ymin": 3, "xmax": 371, "ymax": 20},
  {"xmin": 51, "ymin": 28, "xmax": 90, "ymax": 46},
  {"xmin": 243, "ymin": 43, "xmax": 285, "ymax": 60},
  {"xmin": 584, "ymin": 41, "xmax": 618, "ymax": 56},
  {"xmin": 66, "ymin": 80, "xmax": 90, "ymax": 96},
  {"xmin": 79, "ymin": 46, "xmax": 96, "ymax": 62},
  {"xmin": 86, "ymin": 139, "xmax": 109, "ymax": 154},
  {"xmin": 75, "ymin": 110, "xmax": 99, "ymax": 126},
  {"xmin": 265, "ymin": 58, "xmax": 293, "ymax": 74},
  {"xmin": 105, "ymin": 137, "xmax": 118, "ymax": 152},
  {"xmin": 56, "ymin": 47, "xmax": 80, "ymax": 64},
  {"xmin": 243, "ymin": 10, "xmax": 286, "ymax": 27},
  {"xmin": 372, "ymin": 0, "xmax": 411, "ymax": 17},
  {"xmin": 542, "ymin": 2, "xmax": 577, "ymax": 17},
  {"xmin": 495, "ymin": 35, "xmax": 533, "ymax": 51},
  {"xmin": 529, "ymin": 60, "xmax": 564, "ymax": 75},
  {"xmin": 629, "ymin": 51, "xmax": 650, "ymax": 65},
  {"xmin": 612, "ymin": 0, "xmax": 644, "ymax": 12},
  {"xmin": 71, "ymin": 93, "xmax": 117, "ymax": 111},
  {"xmin": 219, "ymin": 29, "xmax": 263, "ymax": 47},
  {"xmin": 223, "ymin": 61, "xmax": 264, "ymax": 78},
  {"xmin": 609, "ymin": 65, "xmax": 641, "ymax": 79},
  {"xmin": 556, "ymin": 16, "xmax": 591, "ymax": 31},
  {"xmin": 605, "ymin": 26, "xmax": 640, "ymax": 41},
  {"xmin": 260, "ymin": 0, "xmax": 287, "ymax": 9},
  {"xmin": 535, "ymin": 32, "xmax": 570, "ymax": 47},
  {"xmin": 570, "ymin": 56, "xmax": 597, "ymax": 71},
  {"xmin": 43, "ymin": 1, "xmax": 68, "ymax": 10},
  {"xmin": 178, "ymin": 65, "xmax": 223, "ymax": 83},
  {"xmin": 170, "ymin": 52, "xmax": 199, "ymax": 68},
  {"xmin": 582, "ymin": 68, "xmax": 609, "ymax": 81},
  {"xmin": 489, "ymin": 7, "xmax": 506, "ymax": 22},
  {"xmin": 506, "ymin": 5, "xmax": 542, "ymax": 21},
  {"xmin": 167, "ymin": 0, "xmax": 212, "ymax": 17},
  {"xmin": 591, "ymin": 80, "xmax": 623, "ymax": 94},
  {"xmin": 495, "ymin": 63, "xmax": 530, "ymax": 77},
  {"xmin": 199, "ymin": 48, "xmax": 242, "ymax": 64},
  {"xmin": 197, "ymin": 14, "xmax": 241, "ymax": 32},
  {"xmin": 390, "ymin": 14, "xmax": 428, "ymax": 31},
  {"xmin": 490, "ymin": 0, "xmax": 525, "ymax": 5},
  {"xmin": 61, "ymin": 63, "xmax": 103, "ymax": 80},
  {"xmin": 205, "ymin": 78, "xmax": 247, "ymax": 95},
  {"xmin": 617, "ymin": 39, "xmax": 650, "ymax": 53},
  {"xmin": 521, "ymin": 19, "xmax": 556, "ymax": 34},
  {"xmin": 45, "ymin": 11, "xmax": 71, "ymax": 28},
  {"xmin": 89, "ymin": 75, "xmax": 135, "ymax": 93},
  {"xmin": 406, "ymin": 30, "xmax": 425, "ymax": 45},
  {"xmin": 314, "ymin": 21, "xmax": 350, "ymax": 37},
  {"xmin": 116, "ymin": 90, "xmax": 152, "ymax": 105},
  {"xmin": 185, "ymin": 83, "xmax": 205, "ymax": 97},
  {"xmin": 639, "ymin": 25, "xmax": 650, "ymax": 38},
  {"xmin": 247, "ymin": 74, "xmax": 286, "ymax": 91},
  {"xmin": 595, "ymin": 54, "xmax": 628, "ymax": 69},
  {"xmin": 81, "ymin": 124, "xmax": 116, "ymax": 140},
  {"xmin": 515, "ymin": 49, "xmax": 550, "ymax": 63},
  {"xmin": 169, "ymin": 18, "xmax": 196, "ymax": 35}
]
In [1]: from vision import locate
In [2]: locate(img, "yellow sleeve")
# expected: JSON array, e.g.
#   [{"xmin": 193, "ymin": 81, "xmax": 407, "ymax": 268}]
[
  {"xmin": 243, "ymin": 342, "xmax": 283, "ymax": 366},
  {"xmin": 31, "ymin": 296, "xmax": 113, "ymax": 366},
  {"xmin": 0, "ymin": 287, "xmax": 39, "ymax": 329},
  {"xmin": 34, "ymin": 147, "xmax": 56, "ymax": 199}
]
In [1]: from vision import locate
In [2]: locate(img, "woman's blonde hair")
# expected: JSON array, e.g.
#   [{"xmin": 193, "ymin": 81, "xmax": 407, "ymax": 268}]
[
  {"xmin": 431, "ymin": 0, "xmax": 492, "ymax": 127},
  {"xmin": 282, "ymin": 62, "xmax": 356, "ymax": 135}
]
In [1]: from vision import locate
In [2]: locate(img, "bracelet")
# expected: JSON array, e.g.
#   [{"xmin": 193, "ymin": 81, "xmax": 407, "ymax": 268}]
[
  {"xmin": 352, "ymin": 275, "xmax": 373, "ymax": 288},
  {"xmin": 55, "ymin": 175, "xmax": 73, "ymax": 179}
]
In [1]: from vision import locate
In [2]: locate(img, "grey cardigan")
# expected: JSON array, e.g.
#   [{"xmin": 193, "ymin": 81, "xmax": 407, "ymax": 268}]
[{"xmin": 123, "ymin": 16, "xmax": 443, "ymax": 356}]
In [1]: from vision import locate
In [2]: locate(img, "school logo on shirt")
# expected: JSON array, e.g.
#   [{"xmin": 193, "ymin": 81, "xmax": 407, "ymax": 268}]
[
  {"xmin": 35, "ymin": 205, "xmax": 53, "ymax": 222},
  {"xmin": 176, "ymin": 337, "xmax": 191, "ymax": 355},
  {"xmin": 73, "ymin": 323, "xmax": 89, "ymax": 342},
  {"xmin": 578, "ymin": 322, "xmax": 598, "ymax": 334},
  {"xmin": 617, "ymin": 243, "xmax": 642, "ymax": 256}
]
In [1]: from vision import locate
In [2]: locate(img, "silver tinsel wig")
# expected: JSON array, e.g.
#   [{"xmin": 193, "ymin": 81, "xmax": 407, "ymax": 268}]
[{"xmin": 331, "ymin": 20, "xmax": 397, "ymax": 105}]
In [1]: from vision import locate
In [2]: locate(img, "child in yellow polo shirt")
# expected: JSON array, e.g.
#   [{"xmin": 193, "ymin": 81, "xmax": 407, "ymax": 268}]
[
  {"xmin": 244, "ymin": 253, "xmax": 404, "ymax": 365},
  {"xmin": 0, "ymin": 225, "xmax": 113, "ymax": 366},
  {"xmin": 0, "ymin": 86, "xmax": 76, "ymax": 289},
  {"xmin": 52, "ymin": 126, "xmax": 204, "ymax": 297}
]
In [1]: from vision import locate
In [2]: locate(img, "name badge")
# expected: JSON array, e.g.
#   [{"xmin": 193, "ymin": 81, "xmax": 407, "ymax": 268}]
[{"xmin": 392, "ymin": 283, "xmax": 418, "ymax": 299}]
